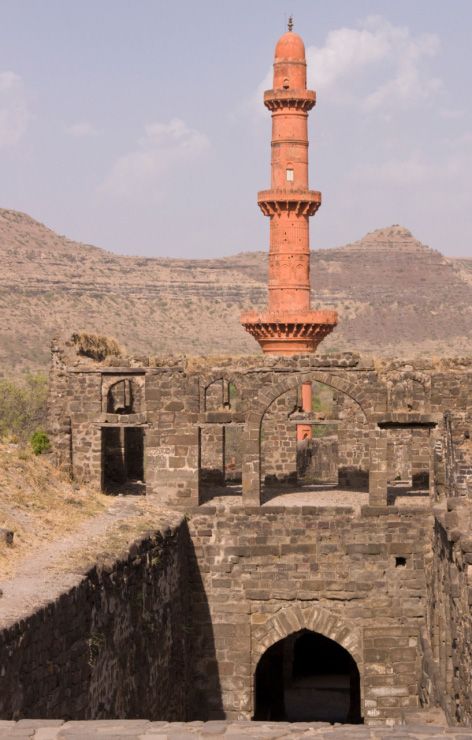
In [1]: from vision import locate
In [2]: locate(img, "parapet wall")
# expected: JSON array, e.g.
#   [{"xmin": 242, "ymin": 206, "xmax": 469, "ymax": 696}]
[{"xmin": 0, "ymin": 520, "xmax": 189, "ymax": 720}]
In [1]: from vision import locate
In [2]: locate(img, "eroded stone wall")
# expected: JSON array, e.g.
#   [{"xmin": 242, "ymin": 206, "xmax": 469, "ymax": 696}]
[
  {"xmin": 0, "ymin": 522, "xmax": 189, "ymax": 720},
  {"xmin": 298, "ymin": 436, "xmax": 339, "ymax": 483},
  {"xmin": 421, "ymin": 501, "xmax": 472, "ymax": 725},
  {"xmin": 47, "ymin": 344, "xmax": 472, "ymax": 508}
]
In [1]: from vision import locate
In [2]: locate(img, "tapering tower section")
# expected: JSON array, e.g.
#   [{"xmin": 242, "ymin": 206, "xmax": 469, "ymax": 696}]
[{"xmin": 241, "ymin": 21, "xmax": 337, "ymax": 355}]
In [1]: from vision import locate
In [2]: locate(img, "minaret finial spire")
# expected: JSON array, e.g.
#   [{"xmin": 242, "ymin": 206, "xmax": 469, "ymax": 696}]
[{"xmin": 288, "ymin": 15, "xmax": 293, "ymax": 32}]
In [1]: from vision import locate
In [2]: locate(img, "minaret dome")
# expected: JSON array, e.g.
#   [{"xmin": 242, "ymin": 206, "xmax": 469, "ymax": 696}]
[
  {"xmin": 273, "ymin": 30, "xmax": 307, "ymax": 89},
  {"xmin": 274, "ymin": 31, "xmax": 306, "ymax": 62}
]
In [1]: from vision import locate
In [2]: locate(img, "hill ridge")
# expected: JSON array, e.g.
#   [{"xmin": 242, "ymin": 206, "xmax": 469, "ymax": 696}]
[{"xmin": 0, "ymin": 209, "xmax": 471, "ymax": 373}]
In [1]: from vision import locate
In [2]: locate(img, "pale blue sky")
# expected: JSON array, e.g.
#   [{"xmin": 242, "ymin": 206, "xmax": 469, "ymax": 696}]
[{"xmin": 0, "ymin": 0, "xmax": 471, "ymax": 257}]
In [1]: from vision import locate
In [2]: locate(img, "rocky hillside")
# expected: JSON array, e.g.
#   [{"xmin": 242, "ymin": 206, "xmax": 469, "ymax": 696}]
[{"xmin": 1, "ymin": 208, "xmax": 471, "ymax": 373}]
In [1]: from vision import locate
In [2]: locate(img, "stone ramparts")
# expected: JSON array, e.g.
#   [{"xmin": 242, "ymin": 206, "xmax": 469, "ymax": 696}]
[{"xmin": 0, "ymin": 517, "xmax": 188, "ymax": 720}]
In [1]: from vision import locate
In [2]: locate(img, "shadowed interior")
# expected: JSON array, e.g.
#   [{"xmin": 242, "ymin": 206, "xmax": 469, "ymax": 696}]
[{"xmin": 253, "ymin": 629, "xmax": 362, "ymax": 724}]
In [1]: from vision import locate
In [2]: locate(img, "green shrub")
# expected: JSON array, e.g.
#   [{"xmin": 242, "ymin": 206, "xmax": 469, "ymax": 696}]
[
  {"xmin": 30, "ymin": 430, "xmax": 51, "ymax": 455},
  {"xmin": 0, "ymin": 373, "xmax": 48, "ymax": 442}
]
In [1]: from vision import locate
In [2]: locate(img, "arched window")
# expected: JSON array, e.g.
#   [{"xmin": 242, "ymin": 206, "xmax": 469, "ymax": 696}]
[{"xmin": 107, "ymin": 379, "xmax": 142, "ymax": 414}]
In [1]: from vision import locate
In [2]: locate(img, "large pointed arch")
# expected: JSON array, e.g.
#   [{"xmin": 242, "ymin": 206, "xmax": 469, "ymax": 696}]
[
  {"xmin": 251, "ymin": 603, "xmax": 363, "ymax": 671},
  {"xmin": 242, "ymin": 370, "xmax": 381, "ymax": 502}
]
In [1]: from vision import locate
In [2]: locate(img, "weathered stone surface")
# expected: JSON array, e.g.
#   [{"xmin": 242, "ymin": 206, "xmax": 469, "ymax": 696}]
[
  {"xmin": 48, "ymin": 345, "xmax": 472, "ymax": 506},
  {"xmin": 0, "ymin": 717, "xmax": 466, "ymax": 737},
  {"xmin": 0, "ymin": 524, "xmax": 189, "ymax": 720},
  {"xmin": 17, "ymin": 342, "xmax": 468, "ymax": 726}
]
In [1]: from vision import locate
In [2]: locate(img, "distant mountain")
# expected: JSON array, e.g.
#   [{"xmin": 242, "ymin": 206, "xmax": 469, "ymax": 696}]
[{"xmin": 1, "ymin": 209, "xmax": 471, "ymax": 374}]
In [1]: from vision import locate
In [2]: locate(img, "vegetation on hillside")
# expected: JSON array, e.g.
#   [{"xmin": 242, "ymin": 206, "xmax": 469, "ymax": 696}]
[{"xmin": 0, "ymin": 373, "xmax": 48, "ymax": 443}]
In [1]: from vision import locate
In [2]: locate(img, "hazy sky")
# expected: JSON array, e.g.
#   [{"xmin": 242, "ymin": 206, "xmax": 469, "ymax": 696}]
[{"xmin": 0, "ymin": 0, "xmax": 471, "ymax": 258}]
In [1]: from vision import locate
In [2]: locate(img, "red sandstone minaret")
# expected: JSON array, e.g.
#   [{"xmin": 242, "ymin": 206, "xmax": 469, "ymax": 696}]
[{"xmin": 241, "ymin": 19, "xmax": 337, "ymax": 355}]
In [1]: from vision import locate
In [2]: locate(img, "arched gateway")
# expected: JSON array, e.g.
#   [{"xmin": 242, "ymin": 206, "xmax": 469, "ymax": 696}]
[
  {"xmin": 251, "ymin": 605, "xmax": 363, "ymax": 723},
  {"xmin": 254, "ymin": 630, "xmax": 362, "ymax": 723}
]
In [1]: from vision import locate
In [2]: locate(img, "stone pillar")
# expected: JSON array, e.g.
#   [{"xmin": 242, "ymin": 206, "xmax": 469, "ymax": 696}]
[
  {"xmin": 242, "ymin": 420, "xmax": 261, "ymax": 504},
  {"xmin": 262, "ymin": 390, "xmax": 298, "ymax": 484},
  {"xmin": 432, "ymin": 423, "xmax": 446, "ymax": 502},
  {"xmin": 48, "ymin": 339, "xmax": 72, "ymax": 472},
  {"xmin": 85, "ymin": 424, "xmax": 103, "ymax": 488},
  {"xmin": 368, "ymin": 427, "xmax": 388, "ymax": 506}
]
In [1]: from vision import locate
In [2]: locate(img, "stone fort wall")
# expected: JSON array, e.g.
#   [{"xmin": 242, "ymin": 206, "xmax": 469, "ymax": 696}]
[
  {"xmin": 0, "ymin": 522, "xmax": 189, "ymax": 720},
  {"xmin": 47, "ymin": 342, "xmax": 472, "ymax": 507},
  {"xmin": 187, "ymin": 505, "xmax": 431, "ymax": 724},
  {"xmin": 1, "ymin": 502, "xmax": 470, "ymax": 726},
  {"xmin": 420, "ymin": 499, "xmax": 472, "ymax": 725},
  {"xmin": 15, "ymin": 341, "xmax": 467, "ymax": 725},
  {"xmin": 0, "ymin": 503, "xmax": 472, "ymax": 726}
]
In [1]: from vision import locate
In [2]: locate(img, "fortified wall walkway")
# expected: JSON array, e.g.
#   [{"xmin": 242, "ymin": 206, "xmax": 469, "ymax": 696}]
[
  {"xmin": 0, "ymin": 717, "xmax": 469, "ymax": 739},
  {"xmin": 201, "ymin": 483, "xmax": 431, "ymax": 515}
]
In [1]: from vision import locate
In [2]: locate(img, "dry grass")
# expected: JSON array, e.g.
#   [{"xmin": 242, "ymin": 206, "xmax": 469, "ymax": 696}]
[
  {"xmin": 71, "ymin": 332, "xmax": 122, "ymax": 361},
  {"xmin": 52, "ymin": 503, "xmax": 182, "ymax": 575},
  {"xmin": 0, "ymin": 444, "xmax": 108, "ymax": 576}
]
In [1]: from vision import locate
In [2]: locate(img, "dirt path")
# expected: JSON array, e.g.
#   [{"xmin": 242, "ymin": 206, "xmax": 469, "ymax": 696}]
[{"xmin": 0, "ymin": 496, "xmax": 145, "ymax": 629}]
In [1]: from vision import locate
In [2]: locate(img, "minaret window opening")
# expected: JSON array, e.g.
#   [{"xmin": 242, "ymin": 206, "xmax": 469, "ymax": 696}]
[{"xmin": 286, "ymin": 168, "xmax": 294, "ymax": 182}]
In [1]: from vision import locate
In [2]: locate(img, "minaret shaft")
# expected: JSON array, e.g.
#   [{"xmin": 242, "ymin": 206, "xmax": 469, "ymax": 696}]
[{"xmin": 268, "ymin": 212, "xmax": 310, "ymax": 312}]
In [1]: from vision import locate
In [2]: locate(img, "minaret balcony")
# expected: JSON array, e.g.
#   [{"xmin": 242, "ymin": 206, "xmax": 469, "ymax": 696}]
[
  {"xmin": 240, "ymin": 308, "xmax": 338, "ymax": 355},
  {"xmin": 264, "ymin": 89, "xmax": 316, "ymax": 112},
  {"xmin": 257, "ymin": 189, "xmax": 321, "ymax": 217}
]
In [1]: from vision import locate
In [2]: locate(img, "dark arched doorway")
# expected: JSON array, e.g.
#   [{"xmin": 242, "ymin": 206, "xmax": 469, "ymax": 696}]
[{"xmin": 253, "ymin": 629, "xmax": 362, "ymax": 723}]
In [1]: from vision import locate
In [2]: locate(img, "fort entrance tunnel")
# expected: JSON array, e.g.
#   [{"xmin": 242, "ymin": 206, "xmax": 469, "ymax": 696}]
[{"xmin": 254, "ymin": 630, "xmax": 361, "ymax": 723}]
